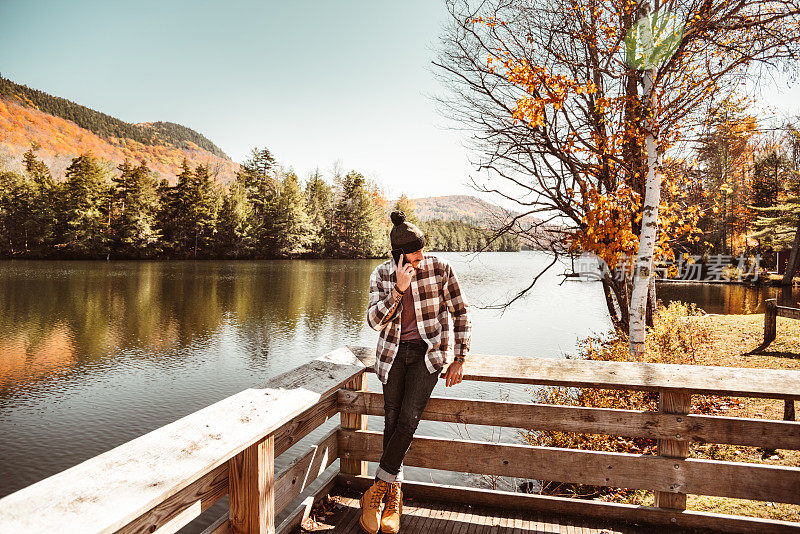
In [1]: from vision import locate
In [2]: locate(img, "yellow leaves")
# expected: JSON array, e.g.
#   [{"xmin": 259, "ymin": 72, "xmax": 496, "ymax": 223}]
[{"xmin": 500, "ymin": 59, "xmax": 598, "ymax": 128}]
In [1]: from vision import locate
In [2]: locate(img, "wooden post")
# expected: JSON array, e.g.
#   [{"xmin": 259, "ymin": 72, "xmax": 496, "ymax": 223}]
[
  {"xmin": 654, "ymin": 391, "xmax": 691, "ymax": 511},
  {"xmin": 340, "ymin": 371, "xmax": 368, "ymax": 476},
  {"xmin": 785, "ymin": 400, "xmax": 796, "ymax": 422},
  {"xmin": 764, "ymin": 298, "xmax": 777, "ymax": 347},
  {"xmin": 228, "ymin": 434, "xmax": 275, "ymax": 534}
]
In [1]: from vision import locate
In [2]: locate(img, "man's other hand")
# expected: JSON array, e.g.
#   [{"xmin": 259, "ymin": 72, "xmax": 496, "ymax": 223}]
[{"xmin": 443, "ymin": 360, "xmax": 464, "ymax": 387}]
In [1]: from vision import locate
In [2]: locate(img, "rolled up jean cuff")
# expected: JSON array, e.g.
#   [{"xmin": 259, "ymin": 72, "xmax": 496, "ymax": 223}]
[{"xmin": 375, "ymin": 465, "xmax": 404, "ymax": 483}]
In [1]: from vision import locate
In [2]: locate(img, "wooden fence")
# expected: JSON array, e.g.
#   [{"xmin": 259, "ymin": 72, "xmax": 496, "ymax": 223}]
[{"xmin": 0, "ymin": 346, "xmax": 799, "ymax": 534}]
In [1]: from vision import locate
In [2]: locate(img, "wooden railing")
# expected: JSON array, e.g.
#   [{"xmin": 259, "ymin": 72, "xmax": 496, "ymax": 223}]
[
  {"xmin": 338, "ymin": 349, "xmax": 800, "ymax": 534},
  {"xmin": 0, "ymin": 347, "xmax": 369, "ymax": 534},
  {"xmin": 755, "ymin": 296, "xmax": 799, "ymax": 420},
  {"xmin": 0, "ymin": 345, "xmax": 798, "ymax": 534}
]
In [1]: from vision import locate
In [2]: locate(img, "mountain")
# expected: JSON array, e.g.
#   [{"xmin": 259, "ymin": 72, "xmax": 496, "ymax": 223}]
[
  {"xmin": 400, "ymin": 195, "xmax": 563, "ymax": 250},
  {"xmin": 410, "ymin": 195, "xmax": 501, "ymax": 223},
  {"xmin": 0, "ymin": 75, "xmax": 237, "ymax": 183}
]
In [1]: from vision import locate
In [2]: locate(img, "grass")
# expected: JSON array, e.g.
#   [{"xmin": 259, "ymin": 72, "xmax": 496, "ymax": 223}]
[{"xmin": 525, "ymin": 301, "xmax": 800, "ymax": 523}]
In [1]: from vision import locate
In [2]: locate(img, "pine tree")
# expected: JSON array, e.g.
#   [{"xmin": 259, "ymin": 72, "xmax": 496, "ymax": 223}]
[
  {"xmin": 0, "ymin": 170, "xmax": 29, "ymax": 256},
  {"xmin": 305, "ymin": 169, "xmax": 334, "ymax": 255},
  {"xmin": 160, "ymin": 160, "xmax": 194, "ymax": 256},
  {"xmin": 186, "ymin": 164, "xmax": 220, "ymax": 258},
  {"xmin": 63, "ymin": 153, "xmax": 111, "ymax": 257},
  {"xmin": 697, "ymin": 108, "xmax": 758, "ymax": 254},
  {"xmin": 112, "ymin": 161, "xmax": 161, "ymax": 257},
  {"xmin": 393, "ymin": 195, "xmax": 420, "ymax": 226},
  {"xmin": 273, "ymin": 170, "xmax": 314, "ymax": 256},
  {"xmin": 332, "ymin": 171, "xmax": 386, "ymax": 257},
  {"xmin": 23, "ymin": 143, "xmax": 54, "ymax": 189},
  {"xmin": 217, "ymin": 175, "xmax": 253, "ymax": 258},
  {"xmin": 20, "ymin": 144, "xmax": 57, "ymax": 254},
  {"xmin": 239, "ymin": 147, "xmax": 280, "ymax": 256},
  {"xmin": 157, "ymin": 161, "xmax": 219, "ymax": 257}
]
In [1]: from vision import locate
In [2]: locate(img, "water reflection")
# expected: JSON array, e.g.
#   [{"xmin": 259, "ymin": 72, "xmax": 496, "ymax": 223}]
[
  {"xmin": 0, "ymin": 252, "xmax": 607, "ymax": 510},
  {"xmin": 0, "ymin": 260, "xmax": 377, "ymax": 390},
  {"xmin": 657, "ymin": 280, "xmax": 799, "ymax": 314}
]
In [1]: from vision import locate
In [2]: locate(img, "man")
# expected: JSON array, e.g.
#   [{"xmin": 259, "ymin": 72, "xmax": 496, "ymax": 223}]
[{"xmin": 361, "ymin": 210, "xmax": 472, "ymax": 534}]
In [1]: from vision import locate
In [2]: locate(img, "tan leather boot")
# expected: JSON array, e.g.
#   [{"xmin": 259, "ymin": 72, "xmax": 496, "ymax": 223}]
[
  {"xmin": 359, "ymin": 479, "xmax": 389, "ymax": 534},
  {"xmin": 380, "ymin": 481, "xmax": 403, "ymax": 533}
]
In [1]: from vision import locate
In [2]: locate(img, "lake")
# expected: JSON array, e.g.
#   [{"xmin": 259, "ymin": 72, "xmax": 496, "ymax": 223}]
[{"xmin": 0, "ymin": 252, "xmax": 792, "ymax": 530}]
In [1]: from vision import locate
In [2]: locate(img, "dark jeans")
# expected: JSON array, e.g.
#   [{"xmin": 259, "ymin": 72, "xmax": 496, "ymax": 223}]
[{"xmin": 376, "ymin": 340, "xmax": 439, "ymax": 483}]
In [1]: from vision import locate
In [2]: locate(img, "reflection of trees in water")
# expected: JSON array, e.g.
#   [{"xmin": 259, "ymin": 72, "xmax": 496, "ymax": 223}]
[
  {"xmin": 0, "ymin": 322, "xmax": 76, "ymax": 390},
  {"xmin": 658, "ymin": 282, "xmax": 800, "ymax": 314},
  {"xmin": 0, "ymin": 260, "xmax": 382, "ymax": 388}
]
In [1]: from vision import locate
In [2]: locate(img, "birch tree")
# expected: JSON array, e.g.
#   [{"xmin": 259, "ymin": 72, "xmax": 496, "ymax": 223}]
[{"xmin": 435, "ymin": 0, "xmax": 800, "ymax": 335}]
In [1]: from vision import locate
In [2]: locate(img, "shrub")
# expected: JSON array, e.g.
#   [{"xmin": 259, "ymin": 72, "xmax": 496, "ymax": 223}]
[{"xmin": 523, "ymin": 301, "xmax": 709, "ymax": 498}]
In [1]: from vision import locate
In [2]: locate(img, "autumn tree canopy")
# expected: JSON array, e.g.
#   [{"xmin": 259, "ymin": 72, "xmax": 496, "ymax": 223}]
[{"xmin": 435, "ymin": 0, "xmax": 800, "ymax": 330}]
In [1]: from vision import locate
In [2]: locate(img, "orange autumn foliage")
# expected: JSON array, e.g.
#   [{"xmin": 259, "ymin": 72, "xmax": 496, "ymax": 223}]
[
  {"xmin": 0, "ymin": 97, "xmax": 237, "ymax": 184},
  {"xmin": 471, "ymin": 7, "xmax": 706, "ymax": 271}
]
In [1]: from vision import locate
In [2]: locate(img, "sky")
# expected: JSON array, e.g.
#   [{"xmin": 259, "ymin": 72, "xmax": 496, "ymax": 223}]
[
  {"xmin": 1, "ymin": 1, "xmax": 799, "ymax": 202},
  {"xmin": 0, "ymin": 0, "xmax": 479, "ymax": 200}
]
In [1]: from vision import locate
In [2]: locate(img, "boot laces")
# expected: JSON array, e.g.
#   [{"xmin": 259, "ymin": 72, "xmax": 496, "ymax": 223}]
[
  {"xmin": 385, "ymin": 483, "xmax": 401, "ymax": 512},
  {"xmin": 369, "ymin": 482, "xmax": 386, "ymax": 508}
]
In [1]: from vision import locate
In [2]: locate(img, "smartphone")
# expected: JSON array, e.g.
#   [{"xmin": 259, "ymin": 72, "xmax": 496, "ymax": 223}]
[{"xmin": 391, "ymin": 248, "xmax": 405, "ymax": 267}]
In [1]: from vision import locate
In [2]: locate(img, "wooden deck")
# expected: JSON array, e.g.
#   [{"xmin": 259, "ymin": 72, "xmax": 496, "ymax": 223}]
[
  {"xmin": 1, "ymin": 346, "xmax": 798, "ymax": 534},
  {"xmin": 300, "ymin": 488, "xmax": 657, "ymax": 534}
]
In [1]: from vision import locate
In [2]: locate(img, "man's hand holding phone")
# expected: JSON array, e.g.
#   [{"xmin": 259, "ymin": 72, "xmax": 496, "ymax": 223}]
[{"xmin": 395, "ymin": 254, "xmax": 415, "ymax": 293}]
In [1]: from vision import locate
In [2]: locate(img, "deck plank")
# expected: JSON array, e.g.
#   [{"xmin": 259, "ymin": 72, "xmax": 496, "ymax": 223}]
[
  {"xmin": 456, "ymin": 504, "xmax": 473, "ymax": 534},
  {"xmin": 446, "ymin": 503, "xmax": 466, "ymax": 534},
  {"xmin": 299, "ymin": 489, "xmax": 672, "ymax": 534}
]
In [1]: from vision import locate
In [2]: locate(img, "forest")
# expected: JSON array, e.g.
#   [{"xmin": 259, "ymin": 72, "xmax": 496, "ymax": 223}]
[{"xmin": 0, "ymin": 145, "xmax": 520, "ymax": 259}]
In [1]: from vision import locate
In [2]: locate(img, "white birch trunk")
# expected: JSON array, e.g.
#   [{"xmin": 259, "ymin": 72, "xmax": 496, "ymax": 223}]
[{"xmin": 629, "ymin": 66, "xmax": 660, "ymax": 361}]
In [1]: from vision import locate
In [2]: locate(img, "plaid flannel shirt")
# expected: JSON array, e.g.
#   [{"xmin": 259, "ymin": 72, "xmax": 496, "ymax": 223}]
[{"xmin": 366, "ymin": 254, "xmax": 471, "ymax": 384}]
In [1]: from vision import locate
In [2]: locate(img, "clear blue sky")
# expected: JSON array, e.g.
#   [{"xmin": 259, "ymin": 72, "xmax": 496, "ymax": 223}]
[
  {"xmin": 0, "ymin": 0, "xmax": 477, "ymax": 199},
  {"xmin": 1, "ymin": 1, "xmax": 798, "ymax": 200}
]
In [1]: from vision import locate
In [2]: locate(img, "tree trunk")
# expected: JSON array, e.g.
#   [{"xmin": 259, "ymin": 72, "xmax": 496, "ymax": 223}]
[
  {"xmin": 629, "ymin": 66, "xmax": 660, "ymax": 361},
  {"xmin": 602, "ymin": 273, "xmax": 631, "ymax": 333},
  {"xmin": 780, "ymin": 215, "xmax": 800, "ymax": 286},
  {"xmin": 646, "ymin": 275, "xmax": 657, "ymax": 328}
]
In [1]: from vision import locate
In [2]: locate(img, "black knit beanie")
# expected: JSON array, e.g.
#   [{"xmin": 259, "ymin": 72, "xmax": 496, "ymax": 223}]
[{"xmin": 389, "ymin": 211, "xmax": 426, "ymax": 253}]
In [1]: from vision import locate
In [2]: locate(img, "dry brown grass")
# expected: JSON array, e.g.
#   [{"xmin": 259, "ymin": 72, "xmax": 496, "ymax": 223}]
[{"xmin": 524, "ymin": 302, "xmax": 800, "ymax": 521}]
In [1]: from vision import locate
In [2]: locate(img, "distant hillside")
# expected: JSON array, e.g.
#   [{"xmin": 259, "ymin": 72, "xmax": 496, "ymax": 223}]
[
  {"xmin": 397, "ymin": 195, "xmax": 563, "ymax": 250},
  {"xmin": 410, "ymin": 195, "xmax": 498, "ymax": 223},
  {"xmin": 0, "ymin": 75, "xmax": 237, "ymax": 183}
]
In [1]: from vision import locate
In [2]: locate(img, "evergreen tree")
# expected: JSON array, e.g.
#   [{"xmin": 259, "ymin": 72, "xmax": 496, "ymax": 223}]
[
  {"xmin": 217, "ymin": 176, "xmax": 253, "ymax": 258},
  {"xmin": 239, "ymin": 147, "xmax": 279, "ymax": 256},
  {"xmin": 112, "ymin": 161, "xmax": 161, "ymax": 257},
  {"xmin": 420, "ymin": 218, "xmax": 521, "ymax": 252},
  {"xmin": 305, "ymin": 169, "xmax": 334, "ymax": 255},
  {"xmin": 696, "ymin": 108, "xmax": 758, "ymax": 254},
  {"xmin": 332, "ymin": 171, "xmax": 386, "ymax": 257},
  {"xmin": 185, "ymin": 164, "xmax": 220, "ymax": 257},
  {"xmin": 0, "ymin": 170, "xmax": 29, "ymax": 255},
  {"xmin": 752, "ymin": 150, "xmax": 784, "ymax": 210},
  {"xmin": 159, "ymin": 161, "xmax": 193, "ymax": 255},
  {"xmin": 155, "ymin": 175, "xmax": 177, "ymax": 255},
  {"xmin": 158, "ymin": 161, "xmax": 219, "ymax": 257},
  {"xmin": 23, "ymin": 143, "xmax": 54, "ymax": 188},
  {"xmin": 63, "ymin": 154, "xmax": 111, "ymax": 257},
  {"xmin": 393, "ymin": 195, "xmax": 420, "ymax": 226},
  {"xmin": 20, "ymin": 144, "xmax": 57, "ymax": 254},
  {"xmin": 273, "ymin": 170, "xmax": 314, "ymax": 255}
]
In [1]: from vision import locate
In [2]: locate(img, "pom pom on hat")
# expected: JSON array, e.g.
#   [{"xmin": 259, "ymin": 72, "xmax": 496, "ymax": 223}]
[{"xmin": 390, "ymin": 210, "xmax": 406, "ymax": 226}]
